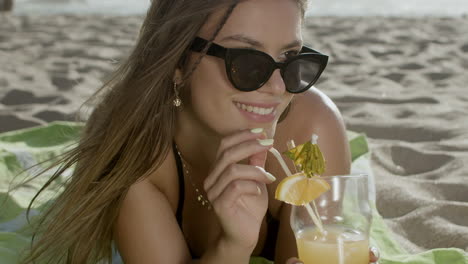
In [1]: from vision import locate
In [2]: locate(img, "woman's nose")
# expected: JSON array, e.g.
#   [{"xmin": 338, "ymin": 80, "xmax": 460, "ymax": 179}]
[{"xmin": 260, "ymin": 69, "xmax": 286, "ymax": 94}]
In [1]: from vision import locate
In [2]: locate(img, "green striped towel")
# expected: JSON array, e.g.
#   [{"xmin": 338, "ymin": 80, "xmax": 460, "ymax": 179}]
[{"xmin": 0, "ymin": 122, "xmax": 466, "ymax": 264}]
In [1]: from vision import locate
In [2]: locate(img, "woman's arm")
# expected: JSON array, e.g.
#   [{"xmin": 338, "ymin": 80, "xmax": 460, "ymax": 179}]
[
  {"xmin": 114, "ymin": 179, "xmax": 192, "ymax": 263},
  {"xmin": 115, "ymin": 129, "xmax": 275, "ymax": 264},
  {"xmin": 114, "ymin": 179, "xmax": 251, "ymax": 264}
]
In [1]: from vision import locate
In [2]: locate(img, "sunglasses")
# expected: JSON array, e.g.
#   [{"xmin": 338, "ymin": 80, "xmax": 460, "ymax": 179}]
[{"xmin": 190, "ymin": 37, "xmax": 328, "ymax": 94}]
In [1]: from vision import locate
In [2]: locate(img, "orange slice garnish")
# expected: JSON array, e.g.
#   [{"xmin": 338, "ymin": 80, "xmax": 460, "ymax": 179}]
[{"xmin": 275, "ymin": 172, "xmax": 330, "ymax": 205}]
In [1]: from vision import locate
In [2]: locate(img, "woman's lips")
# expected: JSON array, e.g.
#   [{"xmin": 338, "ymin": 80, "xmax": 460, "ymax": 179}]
[{"xmin": 234, "ymin": 101, "xmax": 279, "ymax": 123}]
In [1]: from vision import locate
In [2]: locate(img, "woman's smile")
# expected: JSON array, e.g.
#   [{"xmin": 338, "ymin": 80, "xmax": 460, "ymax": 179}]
[{"xmin": 233, "ymin": 100, "xmax": 280, "ymax": 123}]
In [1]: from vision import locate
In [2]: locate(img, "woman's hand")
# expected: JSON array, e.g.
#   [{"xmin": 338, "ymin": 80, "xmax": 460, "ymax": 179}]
[
  {"xmin": 285, "ymin": 257, "xmax": 302, "ymax": 264},
  {"xmin": 370, "ymin": 246, "xmax": 380, "ymax": 263},
  {"xmin": 285, "ymin": 246, "xmax": 380, "ymax": 264},
  {"xmin": 203, "ymin": 129, "xmax": 276, "ymax": 252}
]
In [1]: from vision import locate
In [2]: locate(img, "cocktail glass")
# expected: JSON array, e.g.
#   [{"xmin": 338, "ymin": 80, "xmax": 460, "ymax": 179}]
[{"xmin": 290, "ymin": 174, "xmax": 372, "ymax": 264}]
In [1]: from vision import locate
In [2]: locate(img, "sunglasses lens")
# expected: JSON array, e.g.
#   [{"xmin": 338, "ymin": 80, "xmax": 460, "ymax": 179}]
[
  {"xmin": 230, "ymin": 53, "xmax": 272, "ymax": 91},
  {"xmin": 283, "ymin": 58, "xmax": 322, "ymax": 93}
]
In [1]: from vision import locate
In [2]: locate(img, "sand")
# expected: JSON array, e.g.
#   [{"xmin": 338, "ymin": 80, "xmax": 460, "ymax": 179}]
[{"xmin": 0, "ymin": 13, "xmax": 467, "ymax": 253}]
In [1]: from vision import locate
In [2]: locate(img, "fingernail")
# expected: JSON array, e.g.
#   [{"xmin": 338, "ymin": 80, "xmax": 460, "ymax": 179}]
[
  {"xmin": 251, "ymin": 128, "xmax": 264, "ymax": 134},
  {"xmin": 255, "ymin": 166, "xmax": 276, "ymax": 182},
  {"xmin": 265, "ymin": 172, "xmax": 276, "ymax": 182},
  {"xmin": 257, "ymin": 139, "xmax": 274, "ymax": 146},
  {"xmin": 370, "ymin": 246, "xmax": 380, "ymax": 259}
]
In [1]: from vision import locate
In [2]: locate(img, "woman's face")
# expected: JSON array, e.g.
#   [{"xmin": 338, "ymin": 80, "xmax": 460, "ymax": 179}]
[{"xmin": 184, "ymin": 0, "xmax": 303, "ymax": 136}]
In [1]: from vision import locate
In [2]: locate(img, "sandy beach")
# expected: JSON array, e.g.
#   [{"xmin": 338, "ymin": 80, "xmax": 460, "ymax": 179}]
[{"xmin": 0, "ymin": 13, "xmax": 467, "ymax": 254}]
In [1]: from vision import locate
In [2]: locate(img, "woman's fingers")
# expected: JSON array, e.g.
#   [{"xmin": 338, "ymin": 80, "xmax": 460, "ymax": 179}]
[
  {"xmin": 210, "ymin": 179, "xmax": 264, "ymax": 211},
  {"xmin": 215, "ymin": 128, "xmax": 266, "ymax": 158},
  {"xmin": 370, "ymin": 246, "xmax": 380, "ymax": 263},
  {"xmin": 248, "ymin": 146, "xmax": 269, "ymax": 168},
  {"xmin": 206, "ymin": 164, "xmax": 276, "ymax": 202},
  {"xmin": 285, "ymin": 257, "xmax": 303, "ymax": 264},
  {"xmin": 204, "ymin": 138, "xmax": 273, "ymax": 191}
]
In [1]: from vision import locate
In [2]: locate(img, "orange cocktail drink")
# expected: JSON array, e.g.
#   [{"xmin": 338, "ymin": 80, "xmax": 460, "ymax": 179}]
[
  {"xmin": 290, "ymin": 174, "xmax": 372, "ymax": 264},
  {"xmin": 271, "ymin": 136, "xmax": 372, "ymax": 264},
  {"xmin": 296, "ymin": 225, "xmax": 369, "ymax": 264}
]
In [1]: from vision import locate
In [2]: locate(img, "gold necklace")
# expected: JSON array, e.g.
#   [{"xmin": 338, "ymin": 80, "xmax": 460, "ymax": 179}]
[{"xmin": 174, "ymin": 144, "xmax": 212, "ymax": 210}]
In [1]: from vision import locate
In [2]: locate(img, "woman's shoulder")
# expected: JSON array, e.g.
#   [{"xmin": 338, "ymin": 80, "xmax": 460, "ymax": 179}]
[
  {"xmin": 114, "ymin": 146, "xmax": 191, "ymax": 262},
  {"xmin": 274, "ymin": 86, "xmax": 350, "ymax": 169},
  {"xmin": 146, "ymin": 146, "xmax": 180, "ymax": 213},
  {"xmin": 276, "ymin": 86, "xmax": 344, "ymax": 145}
]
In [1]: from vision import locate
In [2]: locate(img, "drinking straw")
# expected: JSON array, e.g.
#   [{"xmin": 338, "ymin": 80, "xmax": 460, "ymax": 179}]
[
  {"xmin": 338, "ymin": 235, "xmax": 345, "ymax": 264},
  {"xmin": 268, "ymin": 148, "xmax": 292, "ymax": 177},
  {"xmin": 269, "ymin": 139, "xmax": 325, "ymax": 234}
]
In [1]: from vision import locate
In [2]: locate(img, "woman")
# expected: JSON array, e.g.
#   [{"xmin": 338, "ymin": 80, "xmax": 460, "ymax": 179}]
[{"xmin": 23, "ymin": 0, "xmax": 379, "ymax": 263}]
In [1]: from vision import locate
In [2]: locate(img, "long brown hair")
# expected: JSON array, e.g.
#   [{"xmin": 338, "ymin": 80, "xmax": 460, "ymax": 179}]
[{"xmin": 21, "ymin": 0, "xmax": 308, "ymax": 263}]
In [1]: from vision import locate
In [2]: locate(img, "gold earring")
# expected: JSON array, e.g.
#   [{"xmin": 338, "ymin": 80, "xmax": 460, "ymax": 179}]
[{"xmin": 173, "ymin": 82, "xmax": 182, "ymax": 107}]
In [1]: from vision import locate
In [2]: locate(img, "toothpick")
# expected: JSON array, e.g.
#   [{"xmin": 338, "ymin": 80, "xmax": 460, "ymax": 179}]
[
  {"xmin": 310, "ymin": 134, "xmax": 325, "ymax": 234},
  {"xmin": 305, "ymin": 203, "xmax": 324, "ymax": 233},
  {"xmin": 287, "ymin": 140, "xmax": 299, "ymax": 174},
  {"xmin": 312, "ymin": 201, "xmax": 321, "ymax": 223},
  {"xmin": 312, "ymin": 134, "xmax": 319, "ymax": 144},
  {"xmin": 270, "ymin": 140, "xmax": 325, "ymax": 235},
  {"xmin": 287, "ymin": 139, "xmax": 296, "ymax": 149}
]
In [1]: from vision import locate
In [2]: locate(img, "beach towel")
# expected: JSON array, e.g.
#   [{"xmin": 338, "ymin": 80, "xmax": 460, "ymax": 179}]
[{"xmin": 0, "ymin": 121, "xmax": 466, "ymax": 264}]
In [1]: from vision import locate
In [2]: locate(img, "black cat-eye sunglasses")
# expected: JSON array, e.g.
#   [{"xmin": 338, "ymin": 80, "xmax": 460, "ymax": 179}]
[{"xmin": 190, "ymin": 36, "xmax": 328, "ymax": 94}]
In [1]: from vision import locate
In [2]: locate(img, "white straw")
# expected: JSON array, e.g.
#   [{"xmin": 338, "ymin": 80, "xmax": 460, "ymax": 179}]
[
  {"xmin": 338, "ymin": 234, "xmax": 344, "ymax": 264},
  {"xmin": 268, "ymin": 147, "xmax": 292, "ymax": 177}
]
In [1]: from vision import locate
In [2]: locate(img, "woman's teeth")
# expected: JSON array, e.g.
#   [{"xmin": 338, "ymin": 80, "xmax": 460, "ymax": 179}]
[{"xmin": 235, "ymin": 102, "xmax": 274, "ymax": 115}]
